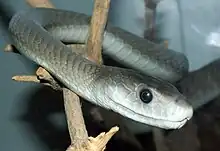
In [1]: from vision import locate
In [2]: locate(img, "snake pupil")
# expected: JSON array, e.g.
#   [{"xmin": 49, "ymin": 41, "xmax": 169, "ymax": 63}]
[{"xmin": 140, "ymin": 89, "xmax": 153, "ymax": 103}]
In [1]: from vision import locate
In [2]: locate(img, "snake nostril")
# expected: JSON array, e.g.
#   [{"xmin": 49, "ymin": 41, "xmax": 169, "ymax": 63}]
[{"xmin": 175, "ymin": 98, "xmax": 181, "ymax": 103}]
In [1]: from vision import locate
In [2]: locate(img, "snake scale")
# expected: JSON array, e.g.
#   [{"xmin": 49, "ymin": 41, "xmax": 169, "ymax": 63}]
[{"xmin": 7, "ymin": 7, "xmax": 197, "ymax": 130}]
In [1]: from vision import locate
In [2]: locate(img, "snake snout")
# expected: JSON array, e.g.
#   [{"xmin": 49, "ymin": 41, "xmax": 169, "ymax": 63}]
[{"xmin": 174, "ymin": 97, "xmax": 193, "ymax": 122}]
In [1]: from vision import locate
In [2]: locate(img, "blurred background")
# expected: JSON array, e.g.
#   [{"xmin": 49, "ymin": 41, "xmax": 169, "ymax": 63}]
[{"xmin": 0, "ymin": 0, "xmax": 220, "ymax": 151}]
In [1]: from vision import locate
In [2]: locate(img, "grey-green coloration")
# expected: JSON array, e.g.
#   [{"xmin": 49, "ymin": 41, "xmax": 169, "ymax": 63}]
[
  {"xmin": 19, "ymin": 8, "xmax": 189, "ymax": 83},
  {"xmin": 8, "ymin": 8, "xmax": 193, "ymax": 130},
  {"xmin": 123, "ymin": 59, "xmax": 220, "ymax": 134}
]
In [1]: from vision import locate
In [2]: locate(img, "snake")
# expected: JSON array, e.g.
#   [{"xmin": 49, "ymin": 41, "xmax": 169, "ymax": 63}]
[
  {"xmin": 121, "ymin": 58, "xmax": 220, "ymax": 133},
  {"xmin": 7, "ymin": 7, "xmax": 194, "ymax": 130}
]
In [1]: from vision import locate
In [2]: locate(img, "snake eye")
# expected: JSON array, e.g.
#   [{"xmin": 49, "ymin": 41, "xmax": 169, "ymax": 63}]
[{"xmin": 140, "ymin": 89, "xmax": 153, "ymax": 103}]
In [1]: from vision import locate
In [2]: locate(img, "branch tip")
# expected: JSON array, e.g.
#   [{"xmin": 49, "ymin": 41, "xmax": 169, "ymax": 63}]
[{"xmin": 12, "ymin": 75, "xmax": 40, "ymax": 83}]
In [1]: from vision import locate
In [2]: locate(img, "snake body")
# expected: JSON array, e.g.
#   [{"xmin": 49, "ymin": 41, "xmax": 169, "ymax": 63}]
[
  {"xmin": 8, "ymin": 8, "xmax": 193, "ymax": 129},
  {"xmin": 19, "ymin": 8, "xmax": 189, "ymax": 83}
]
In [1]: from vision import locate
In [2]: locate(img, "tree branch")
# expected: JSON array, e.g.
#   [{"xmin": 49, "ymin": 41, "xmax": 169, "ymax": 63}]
[
  {"xmin": 6, "ymin": 0, "xmax": 119, "ymax": 150},
  {"xmin": 86, "ymin": 0, "xmax": 110, "ymax": 64}
]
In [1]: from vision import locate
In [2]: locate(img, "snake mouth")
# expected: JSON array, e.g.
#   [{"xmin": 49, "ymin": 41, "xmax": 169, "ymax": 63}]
[
  {"xmin": 111, "ymin": 102, "xmax": 193, "ymax": 130},
  {"xmin": 127, "ymin": 111, "xmax": 191, "ymax": 130},
  {"xmin": 110, "ymin": 105, "xmax": 192, "ymax": 130},
  {"xmin": 151, "ymin": 117, "xmax": 190, "ymax": 129},
  {"xmin": 176, "ymin": 118, "xmax": 189, "ymax": 129},
  {"xmin": 106, "ymin": 95, "xmax": 193, "ymax": 130},
  {"xmin": 128, "ymin": 112, "xmax": 191, "ymax": 130}
]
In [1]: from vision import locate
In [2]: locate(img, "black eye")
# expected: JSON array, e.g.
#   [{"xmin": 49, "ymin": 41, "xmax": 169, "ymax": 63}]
[{"xmin": 140, "ymin": 89, "xmax": 153, "ymax": 103}]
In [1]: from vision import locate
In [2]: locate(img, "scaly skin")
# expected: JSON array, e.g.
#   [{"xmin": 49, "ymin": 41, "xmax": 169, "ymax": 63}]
[
  {"xmin": 20, "ymin": 8, "xmax": 189, "ymax": 83},
  {"xmin": 16, "ymin": 8, "xmax": 219, "ymax": 134},
  {"xmin": 123, "ymin": 59, "xmax": 220, "ymax": 134},
  {"xmin": 8, "ymin": 9, "xmax": 192, "ymax": 129}
]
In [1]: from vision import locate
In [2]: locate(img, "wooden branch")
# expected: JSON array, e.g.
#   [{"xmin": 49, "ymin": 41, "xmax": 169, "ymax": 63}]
[
  {"xmin": 18, "ymin": 0, "xmax": 117, "ymax": 151},
  {"xmin": 4, "ymin": 44, "xmax": 14, "ymax": 52},
  {"xmin": 63, "ymin": 88, "xmax": 88, "ymax": 143},
  {"xmin": 12, "ymin": 75, "xmax": 40, "ymax": 83},
  {"xmin": 26, "ymin": 0, "xmax": 54, "ymax": 8},
  {"xmin": 86, "ymin": 0, "xmax": 110, "ymax": 64}
]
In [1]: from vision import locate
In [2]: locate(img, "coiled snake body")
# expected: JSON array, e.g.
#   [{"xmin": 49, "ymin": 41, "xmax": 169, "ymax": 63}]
[{"xmin": 8, "ymin": 8, "xmax": 194, "ymax": 129}]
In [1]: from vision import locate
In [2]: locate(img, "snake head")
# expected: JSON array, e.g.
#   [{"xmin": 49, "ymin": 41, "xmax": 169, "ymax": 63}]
[{"xmin": 98, "ymin": 67, "xmax": 193, "ymax": 130}]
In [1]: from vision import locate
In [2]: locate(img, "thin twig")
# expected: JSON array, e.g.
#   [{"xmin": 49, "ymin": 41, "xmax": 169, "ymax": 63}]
[
  {"xmin": 86, "ymin": 0, "xmax": 110, "ymax": 64},
  {"xmin": 26, "ymin": 0, "xmax": 54, "ymax": 8},
  {"xmin": 12, "ymin": 75, "xmax": 40, "ymax": 82},
  {"xmin": 4, "ymin": 44, "xmax": 14, "ymax": 52},
  {"xmin": 63, "ymin": 88, "xmax": 88, "ymax": 143}
]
